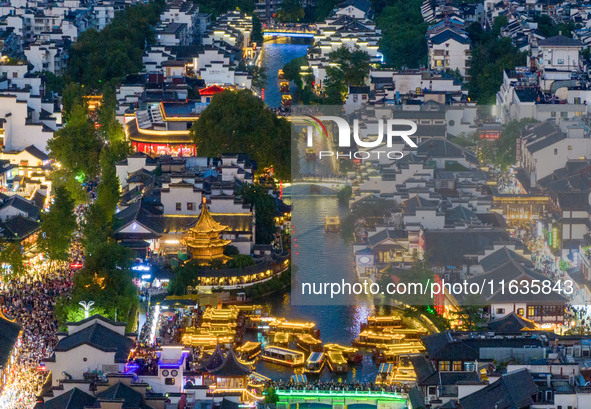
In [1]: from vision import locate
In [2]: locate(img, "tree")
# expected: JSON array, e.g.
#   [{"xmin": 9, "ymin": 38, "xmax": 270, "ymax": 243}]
[
  {"xmin": 251, "ymin": 14, "xmax": 263, "ymax": 44},
  {"xmin": 452, "ymin": 303, "xmax": 487, "ymax": 330},
  {"xmin": 377, "ymin": 0, "xmax": 428, "ymax": 68},
  {"xmin": 238, "ymin": 183, "xmax": 277, "ymax": 244},
  {"xmin": 98, "ymin": 86, "xmax": 131, "ymax": 161},
  {"xmin": 95, "ymin": 147, "xmax": 121, "ymax": 223},
  {"xmin": 264, "ymin": 387, "xmax": 279, "ymax": 404},
  {"xmin": 467, "ymin": 19, "xmax": 527, "ymax": 104},
  {"xmin": 56, "ymin": 241, "xmax": 138, "ymax": 326},
  {"xmin": 478, "ymin": 118, "xmax": 536, "ymax": 169},
  {"xmin": 38, "ymin": 186, "xmax": 77, "ymax": 262},
  {"xmin": 247, "ymin": 65, "xmax": 268, "ymax": 90},
  {"xmin": 328, "ymin": 47, "xmax": 371, "ymax": 86},
  {"xmin": 0, "ymin": 242, "xmax": 25, "ymax": 277},
  {"xmin": 337, "ymin": 185, "xmax": 352, "ymax": 204},
  {"xmin": 191, "ymin": 90, "xmax": 291, "ymax": 180},
  {"xmin": 61, "ymin": 83, "xmax": 86, "ymax": 121},
  {"xmin": 83, "ymin": 202, "xmax": 112, "ymax": 257},
  {"xmin": 66, "ymin": 0, "xmax": 165, "ymax": 88},
  {"xmin": 47, "ymin": 104, "xmax": 103, "ymax": 179},
  {"xmin": 276, "ymin": 0, "xmax": 304, "ymax": 22}
]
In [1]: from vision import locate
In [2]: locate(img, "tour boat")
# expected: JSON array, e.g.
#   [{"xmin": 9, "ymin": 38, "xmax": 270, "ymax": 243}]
[
  {"xmin": 236, "ymin": 341, "xmax": 262, "ymax": 361},
  {"xmin": 361, "ymin": 316, "xmax": 403, "ymax": 331},
  {"xmin": 280, "ymin": 80, "xmax": 290, "ymax": 93},
  {"xmin": 324, "ymin": 343, "xmax": 362, "ymax": 364},
  {"xmin": 261, "ymin": 346, "xmax": 305, "ymax": 367},
  {"xmin": 296, "ymin": 333, "xmax": 323, "ymax": 352},
  {"xmin": 326, "ymin": 351, "xmax": 348, "ymax": 373},
  {"xmin": 281, "ymin": 94, "xmax": 292, "ymax": 107},
  {"xmin": 304, "ymin": 351, "xmax": 325, "ymax": 374},
  {"xmin": 325, "ymin": 216, "xmax": 340, "ymax": 232}
]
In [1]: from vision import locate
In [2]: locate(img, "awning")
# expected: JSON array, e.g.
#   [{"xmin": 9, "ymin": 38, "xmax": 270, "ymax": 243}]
[
  {"xmin": 251, "ymin": 372, "xmax": 270, "ymax": 382},
  {"xmin": 378, "ymin": 362, "xmax": 394, "ymax": 374},
  {"xmin": 291, "ymin": 374, "xmax": 307, "ymax": 384}
]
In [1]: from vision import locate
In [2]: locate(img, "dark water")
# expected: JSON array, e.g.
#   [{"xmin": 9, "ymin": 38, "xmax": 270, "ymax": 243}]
[{"xmin": 259, "ymin": 39, "xmax": 310, "ymax": 108}]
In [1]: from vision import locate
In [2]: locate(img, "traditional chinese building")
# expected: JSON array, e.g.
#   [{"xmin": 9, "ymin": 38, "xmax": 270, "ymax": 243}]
[
  {"xmin": 202, "ymin": 345, "xmax": 262, "ymax": 404},
  {"xmin": 181, "ymin": 197, "xmax": 232, "ymax": 264}
]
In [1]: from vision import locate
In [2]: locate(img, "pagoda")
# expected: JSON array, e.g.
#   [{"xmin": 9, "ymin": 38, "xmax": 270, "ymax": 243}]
[{"xmin": 181, "ymin": 197, "xmax": 232, "ymax": 264}]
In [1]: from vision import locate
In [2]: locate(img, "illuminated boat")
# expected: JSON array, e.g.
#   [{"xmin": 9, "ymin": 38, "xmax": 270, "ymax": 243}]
[
  {"xmin": 361, "ymin": 316, "xmax": 403, "ymax": 331},
  {"xmin": 268, "ymin": 319, "xmax": 319, "ymax": 337},
  {"xmin": 325, "ymin": 216, "xmax": 341, "ymax": 232},
  {"xmin": 324, "ymin": 343, "xmax": 362, "ymax": 364},
  {"xmin": 236, "ymin": 341, "xmax": 262, "ymax": 361},
  {"xmin": 261, "ymin": 346, "xmax": 305, "ymax": 367},
  {"xmin": 296, "ymin": 334, "xmax": 322, "ymax": 352},
  {"xmin": 326, "ymin": 351, "xmax": 348, "ymax": 373},
  {"xmin": 304, "ymin": 352, "xmax": 325, "ymax": 374},
  {"xmin": 281, "ymin": 94, "xmax": 292, "ymax": 107}
]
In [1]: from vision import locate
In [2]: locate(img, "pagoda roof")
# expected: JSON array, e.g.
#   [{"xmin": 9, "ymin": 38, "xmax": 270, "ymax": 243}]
[
  {"xmin": 201, "ymin": 343, "xmax": 226, "ymax": 371},
  {"xmin": 209, "ymin": 347, "xmax": 252, "ymax": 377},
  {"xmin": 191, "ymin": 198, "xmax": 229, "ymax": 233}
]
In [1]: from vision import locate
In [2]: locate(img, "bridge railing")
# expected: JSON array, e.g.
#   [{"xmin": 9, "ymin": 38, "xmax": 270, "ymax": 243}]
[{"xmin": 275, "ymin": 389, "xmax": 407, "ymax": 400}]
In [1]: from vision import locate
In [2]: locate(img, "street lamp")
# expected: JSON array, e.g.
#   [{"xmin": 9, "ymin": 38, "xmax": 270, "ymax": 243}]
[{"xmin": 79, "ymin": 301, "xmax": 95, "ymax": 319}]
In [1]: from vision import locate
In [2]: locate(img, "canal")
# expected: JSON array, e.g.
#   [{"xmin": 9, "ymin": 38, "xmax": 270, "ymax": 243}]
[{"xmin": 256, "ymin": 38, "xmax": 382, "ymax": 384}]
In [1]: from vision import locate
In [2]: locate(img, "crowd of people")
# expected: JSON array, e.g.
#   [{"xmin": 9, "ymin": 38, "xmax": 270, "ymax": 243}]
[
  {"xmin": 0, "ymin": 256, "xmax": 76, "ymax": 408},
  {"xmin": 263, "ymin": 379, "xmax": 411, "ymax": 394}
]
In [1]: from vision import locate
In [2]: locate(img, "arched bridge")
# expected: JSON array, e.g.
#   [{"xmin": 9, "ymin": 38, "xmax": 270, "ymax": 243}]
[
  {"xmin": 285, "ymin": 177, "xmax": 351, "ymax": 191},
  {"xmin": 263, "ymin": 25, "xmax": 317, "ymax": 39},
  {"xmin": 275, "ymin": 389, "xmax": 408, "ymax": 409}
]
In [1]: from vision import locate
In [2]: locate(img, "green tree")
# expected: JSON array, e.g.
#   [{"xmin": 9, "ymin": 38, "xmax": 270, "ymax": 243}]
[
  {"xmin": 264, "ymin": 387, "xmax": 279, "ymax": 404},
  {"xmin": 98, "ymin": 86, "xmax": 131, "ymax": 161},
  {"xmin": 479, "ymin": 118, "xmax": 536, "ymax": 169},
  {"xmin": 276, "ymin": 0, "xmax": 304, "ymax": 22},
  {"xmin": 238, "ymin": 183, "xmax": 277, "ymax": 244},
  {"xmin": 248, "ymin": 65, "xmax": 268, "ymax": 90},
  {"xmin": 47, "ymin": 104, "xmax": 103, "ymax": 179},
  {"xmin": 66, "ymin": 0, "xmax": 165, "ymax": 88},
  {"xmin": 95, "ymin": 147, "xmax": 121, "ymax": 223},
  {"xmin": 453, "ymin": 303, "xmax": 487, "ymax": 331},
  {"xmin": 38, "ymin": 186, "xmax": 77, "ymax": 262},
  {"xmin": 61, "ymin": 83, "xmax": 86, "ymax": 121},
  {"xmin": 377, "ymin": 0, "xmax": 428, "ymax": 68},
  {"xmin": 329, "ymin": 47, "xmax": 371, "ymax": 86},
  {"xmin": 51, "ymin": 169, "xmax": 89, "ymax": 204},
  {"xmin": 191, "ymin": 90, "xmax": 291, "ymax": 180},
  {"xmin": 467, "ymin": 19, "xmax": 527, "ymax": 104},
  {"xmin": 56, "ymin": 241, "xmax": 138, "ymax": 326},
  {"xmin": 83, "ymin": 202, "xmax": 112, "ymax": 257},
  {"xmin": 337, "ymin": 185, "xmax": 352, "ymax": 204},
  {"xmin": 0, "ymin": 242, "xmax": 25, "ymax": 277},
  {"xmin": 251, "ymin": 14, "xmax": 263, "ymax": 44}
]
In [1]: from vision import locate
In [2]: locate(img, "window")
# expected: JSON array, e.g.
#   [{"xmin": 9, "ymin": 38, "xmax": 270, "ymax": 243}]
[
  {"xmin": 428, "ymin": 386, "xmax": 437, "ymax": 395},
  {"xmin": 551, "ymin": 111, "xmax": 557, "ymax": 118},
  {"xmin": 464, "ymin": 362, "xmax": 475, "ymax": 372},
  {"xmin": 557, "ymin": 59, "xmax": 564, "ymax": 64},
  {"xmin": 439, "ymin": 361, "xmax": 450, "ymax": 371},
  {"xmin": 496, "ymin": 308, "xmax": 505, "ymax": 314},
  {"xmin": 453, "ymin": 361, "xmax": 462, "ymax": 371},
  {"xmin": 176, "ymin": 202, "xmax": 181, "ymax": 211},
  {"xmin": 554, "ymin": 148, "xmax": 558, "ymax": 155},
  {"xmin": 561, "ymin": 111, "xmax": 568, "ymax": 118},
  {"xmin": 528, "ymin": 305, "xmax": 535, "ymax": 317},
  {"xmin": 187, "ymin": 202, "xmax": 194, "ymax": 211},
  {"xmin": 517, "ymin": 308, "xmax": 524, "ymax": 316},
  {"xmin": 11, "ymin": 72, "xmax": 16, "ymax": 78}
]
